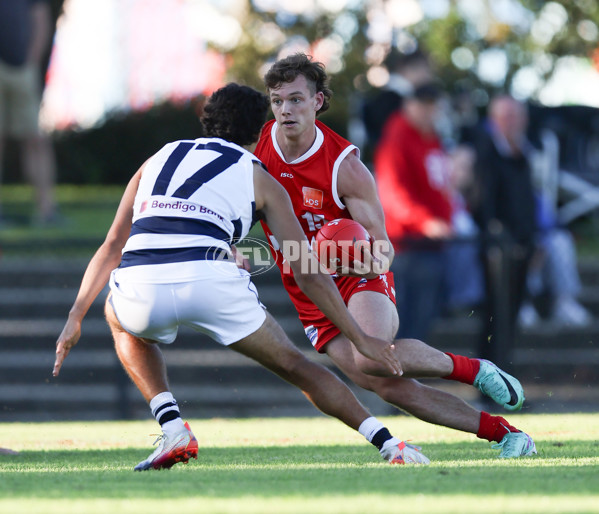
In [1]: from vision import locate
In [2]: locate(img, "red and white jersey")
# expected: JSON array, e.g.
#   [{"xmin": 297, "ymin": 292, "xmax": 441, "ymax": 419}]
[{"xmin": 255, "ymin": 118, "xmax": 358, "ymax": 318}]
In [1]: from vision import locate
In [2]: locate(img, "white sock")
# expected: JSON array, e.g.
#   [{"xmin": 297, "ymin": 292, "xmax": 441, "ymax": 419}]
[
  {"xmin": 149, "ymin": 392, "xmax": 185, "ymax": 437},
  {"xmin": 358, "ymin": 417, "xmax": 385, "ymax": 442},
  {"xmin": 149, "ymin": 391, "xmax": 173, "ymax": 410},
  {"xmin": 358, "ymin": 417, "xmax": 403, "ymax": 459}
]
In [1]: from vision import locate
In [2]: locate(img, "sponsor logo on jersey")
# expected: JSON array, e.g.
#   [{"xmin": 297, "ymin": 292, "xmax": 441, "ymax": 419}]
[
  {"xmin": 141, "ymin": 199, "xmax": 197, "ymax": 213},
  {"xmin": 280, "ymin": 172, "xmax": 294, "ymax": 178},
  {"xmin": 141, "ymin": 199, "xmax": 225, "ymax": 221},
  {"xmin": 197, "ymin": 205, "xmax": 225, "ymax": 221},
  {"xmin": 302, "ymin": 187, "xmax": 324, "ymax": 209}
]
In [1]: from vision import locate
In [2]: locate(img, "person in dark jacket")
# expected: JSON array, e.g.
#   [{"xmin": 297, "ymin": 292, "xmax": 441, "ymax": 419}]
[
  {"xmin": 360, "ymin": 49, "xmax": 432, "ymax": 161},
  {"xmin": 473, "ymin": 95, "xmax": 537, "ymax": 371}
]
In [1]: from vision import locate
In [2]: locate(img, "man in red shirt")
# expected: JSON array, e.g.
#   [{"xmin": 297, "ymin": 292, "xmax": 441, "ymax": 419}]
[
  {"xmin": 374, "ymin": 82, "xmax": 452, "ymax": 341},
  {"xmin": 255, "ymin": 53, "xmax": 536, "ymax": 458}
]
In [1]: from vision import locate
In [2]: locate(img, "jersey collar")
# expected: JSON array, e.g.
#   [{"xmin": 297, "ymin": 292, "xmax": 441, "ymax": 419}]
[{"xmin": 271, "ymin": 122, "xmax": 324, "ymax": 164}]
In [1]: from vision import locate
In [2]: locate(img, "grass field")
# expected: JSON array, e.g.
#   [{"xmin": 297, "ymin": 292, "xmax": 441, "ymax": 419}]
[{"xmin": 0, "ymin": 414, "xmax": 598, "ymax": 514}]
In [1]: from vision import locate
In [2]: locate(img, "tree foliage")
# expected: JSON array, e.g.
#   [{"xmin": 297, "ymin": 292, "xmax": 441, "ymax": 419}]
[
  {"xmin": 41, "ymin": 0, "xmax": 598, "ymax": 183},
  {"xmin": 220, "ymin": 0, "xmax": 599, "ymax": 130}
]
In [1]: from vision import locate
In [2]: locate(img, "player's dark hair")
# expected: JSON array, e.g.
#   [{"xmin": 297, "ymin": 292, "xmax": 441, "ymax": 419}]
[
  {"xmin": 201, "ymin": 83, "xmax": 269, "ymax": 146},
  {"xmin": 264, "ymin": 53, "xmax": 332, "ymax": 115}
]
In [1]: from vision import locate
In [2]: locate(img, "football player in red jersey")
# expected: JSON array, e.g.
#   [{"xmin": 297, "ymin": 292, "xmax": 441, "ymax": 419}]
[{"xmin": 254, "ymin": 53, "xmax": 536, "ymax": 458}]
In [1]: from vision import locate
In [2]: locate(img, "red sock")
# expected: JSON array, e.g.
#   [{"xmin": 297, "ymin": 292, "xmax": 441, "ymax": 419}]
[
  {"xmin": 442, "ymin": 353, "xmax": 480, "ymax": 385},
  {"xmin": 477, "ymin": 411, "xmax": 520, "ymax": 442}
]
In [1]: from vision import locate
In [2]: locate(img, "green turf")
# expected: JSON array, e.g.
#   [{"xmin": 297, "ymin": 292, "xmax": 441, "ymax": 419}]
[
  {"xmin": 0, "ymin": 185, "xmax": 121, "ymax": 238},
  {"xmin": 0, "ymin": 414, "xmax": 598, "ymax": 513}
]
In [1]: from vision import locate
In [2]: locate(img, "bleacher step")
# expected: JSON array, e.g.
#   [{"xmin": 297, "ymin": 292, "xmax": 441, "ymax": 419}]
[{"xmin": 1, "ymin": 257, "xmax": 598, "ymax": 420}]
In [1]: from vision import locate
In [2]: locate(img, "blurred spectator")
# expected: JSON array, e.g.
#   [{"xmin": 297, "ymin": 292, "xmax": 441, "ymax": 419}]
[
  {"xmin": 472, "ymin": 95, "xmax": 537, "ymax": 369},
  {"xmin": 451, "ymin": 87, "xmax": 482, "ymax": 148},
  {"xmin": 444, "ymin": 145, "xmax": 485, "ymax": 314},
  {"xmin": 375, "ymin": 82, "xmax": 453, "ymax": 340},
  {"xmin": 518, "ymin": 182, "xmax": 592, "ymax": 328},
  {"xmin": 0, "ymin": 0, "xmax": 58, "ymax": 226},
  {"xmin": 470, "ymin": 95, "xmax": 591, "ymax": 335},
  {"xmin": 360, "ymin": 49, "xmax": 433, "ymax": 161}
]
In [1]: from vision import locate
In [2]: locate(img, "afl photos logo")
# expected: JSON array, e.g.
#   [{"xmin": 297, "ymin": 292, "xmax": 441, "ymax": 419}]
[{"xmin": 302, "ymin": 187, "xmax": 323, "ymax": 209}]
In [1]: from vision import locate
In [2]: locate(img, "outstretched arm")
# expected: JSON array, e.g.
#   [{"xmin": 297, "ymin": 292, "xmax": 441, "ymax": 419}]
[
  {"xmin": 53, "ymin": 167, "xmax": 143, "ymax": 377},
  {"xmin": 253, "ymin": 164, "xmax": 402, "ymax": 376}
]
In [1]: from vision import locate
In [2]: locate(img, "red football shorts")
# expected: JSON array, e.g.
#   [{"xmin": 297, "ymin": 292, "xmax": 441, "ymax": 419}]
[{"xmin": 300, "ymin": 272, "xmax": 396, "ymax": 352}]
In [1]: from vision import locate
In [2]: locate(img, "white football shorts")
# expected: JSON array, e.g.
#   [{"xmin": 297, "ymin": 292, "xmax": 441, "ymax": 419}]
[{"xmin": 108, "ymin": 263, "xmax": 266, "ymax": 345}]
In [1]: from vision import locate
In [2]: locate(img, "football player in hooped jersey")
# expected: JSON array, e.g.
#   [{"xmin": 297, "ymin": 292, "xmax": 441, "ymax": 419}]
[
  {"xmin": 254, "ymin": 54, "xmax": 536, "ymax": 458},
  {"xmin": 53, "ymin": 83, "xmax": 430, "ymax": 470}
]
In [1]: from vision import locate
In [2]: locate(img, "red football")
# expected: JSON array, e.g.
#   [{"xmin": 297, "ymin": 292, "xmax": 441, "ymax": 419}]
[{"xmin": 314, "ymin": 218, "xmax": 371, "ymax": 272}]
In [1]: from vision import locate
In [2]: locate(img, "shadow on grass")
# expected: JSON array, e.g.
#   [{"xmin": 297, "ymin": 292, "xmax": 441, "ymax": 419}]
[{"xmin": 0, "ymin": 441, "xmax": 597, "ymax": 499}]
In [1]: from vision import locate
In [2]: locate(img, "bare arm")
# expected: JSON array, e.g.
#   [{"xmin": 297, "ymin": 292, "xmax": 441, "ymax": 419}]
[
  {"xmin": 53, "ymin": 166, "xmax": 143, "ymax": 376},
  {"xmin": 337, "ymin": 153, "xmax": 394, "ymax": 275},
  {"xmin": 254, "ymin": 164, "xmax": 401, "ymax": 375}
]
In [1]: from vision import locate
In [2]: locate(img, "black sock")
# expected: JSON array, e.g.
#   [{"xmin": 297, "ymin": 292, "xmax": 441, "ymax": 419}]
[{"xmin": 371, "ymin": 427, "xmax": 393, "ymax": 450}]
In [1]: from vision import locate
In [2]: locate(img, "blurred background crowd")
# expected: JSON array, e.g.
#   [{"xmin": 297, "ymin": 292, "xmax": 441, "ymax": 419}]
[{"xmin": 3, "ymin": 0, "xmax": 598, "ymax": 183}]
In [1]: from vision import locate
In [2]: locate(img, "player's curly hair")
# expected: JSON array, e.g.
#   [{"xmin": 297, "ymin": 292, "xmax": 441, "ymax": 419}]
[
  {"xmin": 201, "ymin": 83, "xmax": 269, "ymax": 146},
  {"xmin": 264, "ymin": 53, "xmax": 332, "ymax": 115}
]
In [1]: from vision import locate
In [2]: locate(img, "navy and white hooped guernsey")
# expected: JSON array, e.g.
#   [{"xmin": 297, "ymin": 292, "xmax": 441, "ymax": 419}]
[{"xmin": 116, "ymin": 137, "xmax": 259, "ymax": 283}]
